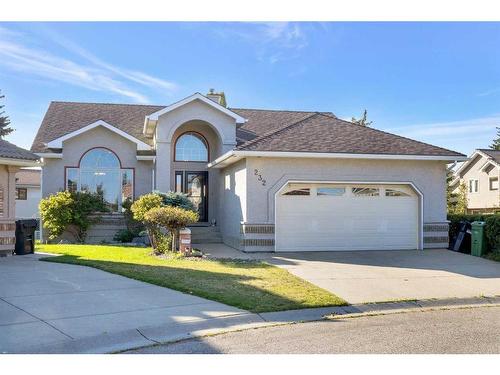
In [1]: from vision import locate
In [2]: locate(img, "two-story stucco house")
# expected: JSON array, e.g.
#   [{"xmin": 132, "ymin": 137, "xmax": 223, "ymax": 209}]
[
  {"xmin": 32, "ymin": 91, "xmax": 466, "ymax": 252},
  {"xmin": 452, "ymin": 149, "xmax": 500, "ymax": 214},
  {"xmin": 0, "ymin": 139, "xmax": 40, "ymax": 256}
]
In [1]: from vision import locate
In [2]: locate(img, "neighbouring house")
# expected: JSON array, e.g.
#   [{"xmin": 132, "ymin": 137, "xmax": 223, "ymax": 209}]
[
  {"xmin": 32, "ymin": 91, "xmax": 466, "ymax": 251},
  {"xmin": 452, "ymin": 149, "xmax": 500, "ymax": 214},
  {"xmin": 15, "ymin": 169, "xmax": 41, "ymax": 219},
  {"xmin": 0, "ymin": 139, "xmax": 40, "ymax": 256}
]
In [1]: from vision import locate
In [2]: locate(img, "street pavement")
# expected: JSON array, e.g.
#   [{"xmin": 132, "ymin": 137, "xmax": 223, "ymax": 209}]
[{"xmin": 128, "ymin": 306, "xmax": 500, "ymax": 354}]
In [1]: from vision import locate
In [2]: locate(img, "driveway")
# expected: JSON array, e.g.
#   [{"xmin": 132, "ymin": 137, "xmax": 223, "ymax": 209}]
[
  {"xmin": 0, "ymin": 254, "xmax": 255, "ymax": 353},
  {"xmin": 200, "ymin": 244, "xmax": 500, "ymax": 304}
]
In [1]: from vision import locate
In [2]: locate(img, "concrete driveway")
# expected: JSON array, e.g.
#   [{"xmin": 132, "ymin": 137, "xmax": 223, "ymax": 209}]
[
  {"xmin": 268, "ymin": 249, "xmax": 500, "ymax": 303},
  {"xmin": 200, "ymin": 244, "xmax": 500, "ymax": 304},
  {"xmin": 0, "ymin": 254, "xmax": 255, "ymax": 353}
]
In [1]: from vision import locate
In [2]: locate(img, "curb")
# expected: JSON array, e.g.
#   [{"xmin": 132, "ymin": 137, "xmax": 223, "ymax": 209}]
[{"xmin": 10, "ymin": 296, "xmax": 500, "ymax": 354}]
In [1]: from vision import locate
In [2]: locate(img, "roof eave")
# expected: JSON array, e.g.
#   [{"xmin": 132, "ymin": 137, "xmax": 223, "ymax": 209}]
[
  {"xmin": 0, "ymin": 157, "xmax": 41, "ymax": 167},
  {"xmin": 143, "ymin": 93, "xmax": 247, "ymax": 136},
  {"xmin": 208, "ymin": 150, "xmax": 468, "ymax": 169}
]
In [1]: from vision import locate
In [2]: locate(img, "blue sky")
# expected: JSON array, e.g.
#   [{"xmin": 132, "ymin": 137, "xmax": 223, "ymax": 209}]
[{"xmin": 1, "ymin": 22, "xmax": 499, "ymax": 155}]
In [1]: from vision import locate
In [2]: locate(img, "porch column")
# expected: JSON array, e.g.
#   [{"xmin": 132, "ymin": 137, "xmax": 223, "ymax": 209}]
[{"xmin": 155, "ymin": 141, "xmax": 171, "ymax": 192}]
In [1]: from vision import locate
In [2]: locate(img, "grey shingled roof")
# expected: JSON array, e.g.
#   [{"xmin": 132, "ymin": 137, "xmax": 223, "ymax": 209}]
[
  {"xmin": 31, "ymin": 101, "xmax": 164, "ymax": 152},
  {"xmin": 31, "ymin": 100, "xmax": 464, "ymax": 158},
  {"xmin": 237, "ymin": 113, "xmax": 465, "ymax": 157},
  {"xmin": 0, "ymin": 139, "xmax": 39, "ymax": 161},
  {"xmin": 479, "ymin": 149, "xmax": 500, "ymax": 164}
]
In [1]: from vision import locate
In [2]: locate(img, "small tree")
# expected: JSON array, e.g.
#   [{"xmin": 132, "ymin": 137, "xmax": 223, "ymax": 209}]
[
  {"xmin": 491, "ymin": 127, "xmax": 500, "ymax": 151},
  {"xmin": 39, "ymin": 191, "xmax": 108, "ymax": 242},
  {"xmin": 452, "ymin": 182, "xmax": 468, "ymax": 214},
  {"xmin": 446, "ymin": 169, "xmax": 459, "ymax": 213},
  {"xmin": 351, "ymin": 109, "xmax": 373, "ymax": 127},
  {"xmin": 0, "ymin": 90, "xmax": 14, "ymax": 138},
  {"xmin": 144, "ymin": 206, "xmax": 199, "ymax": 252},
  {"xmin": 130, "ymin": 193, "xmax": 164, "ymax": 248}
]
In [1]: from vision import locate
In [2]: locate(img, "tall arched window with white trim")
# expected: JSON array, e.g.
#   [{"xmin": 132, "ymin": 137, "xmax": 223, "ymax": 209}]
[
  {"xmin": 174, "ymin": 132, "xmax": 208, "ymax": 162},
  {"xmin": 65, "ymin": 148, "xmax": 133, "ymax": 212}
]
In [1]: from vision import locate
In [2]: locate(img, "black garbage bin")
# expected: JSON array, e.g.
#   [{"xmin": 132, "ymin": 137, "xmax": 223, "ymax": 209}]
[{"xmin": 15, "ymin": 219, "xmax": 38, "ymax": 255}]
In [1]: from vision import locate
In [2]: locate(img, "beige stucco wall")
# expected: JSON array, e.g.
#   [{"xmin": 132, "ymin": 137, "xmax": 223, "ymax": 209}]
[
  {"xmin": 154, "ymin": 99, "xmax": 237, "ymax": 192},
  {"xmin": 15, "ymin": 186, "xmax": 41, "ymax": 219},
  {"xmin": 219, "ymin": 159, "xmax": 247, "ymax": 248},
  {"xmin": 41, "ymin": 126, "xmax": 153, "ymax": 199},
  {"xmin": 458, "ymin": 154, "xmax": 500, "ymax": 211},
  {"xmin": 243, "ymin": 157, "xmax": 448, "ymax": 224}
]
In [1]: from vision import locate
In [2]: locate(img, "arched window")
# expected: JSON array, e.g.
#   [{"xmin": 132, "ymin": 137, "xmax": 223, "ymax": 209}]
[
  {"xmin": 80, "ymin": 148, "xmax": 121, "ymax": 169},
  {"xmin": 65, "ymin": 148, "xmax": 133, "ymax": 212},
  {"xmin": 174, "ymin": 132, "xmax": 208, "ymax": 162}
]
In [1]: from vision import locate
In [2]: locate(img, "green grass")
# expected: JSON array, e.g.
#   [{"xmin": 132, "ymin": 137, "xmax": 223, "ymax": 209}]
[{"xmin": 37, "ymin": 244, "xmax": 346, "ymax": 313}]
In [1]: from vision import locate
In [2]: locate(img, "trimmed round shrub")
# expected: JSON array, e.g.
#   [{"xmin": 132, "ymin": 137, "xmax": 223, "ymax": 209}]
[{"xmin": 144, "ymin": 206, "xmax": 199, "ymax": 252}]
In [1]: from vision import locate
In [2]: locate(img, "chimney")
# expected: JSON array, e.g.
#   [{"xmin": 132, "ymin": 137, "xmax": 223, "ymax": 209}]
[{"xmin": 206, "ymin": 89, "xmax": 227, "ymax": 107}]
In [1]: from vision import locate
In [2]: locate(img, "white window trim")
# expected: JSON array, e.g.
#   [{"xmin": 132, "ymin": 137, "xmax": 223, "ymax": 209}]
[
  {"xmin": 469, "ymin": 179, "xmax": 479, "ymax": 194},
  {"xmin": 489, "ymin": 177, "xmax": 499, "ymax": 191}
]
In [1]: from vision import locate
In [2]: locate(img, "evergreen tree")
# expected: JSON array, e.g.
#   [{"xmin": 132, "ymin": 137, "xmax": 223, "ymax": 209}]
[
  {"xmin": 490, "ymin": 127, "xmax": 500, "ymax": 150},
  {"xmin": 351, "ymin": 109, "xmax": 373, "ymax": 126},
  {"xmin": 0, "ymin": 90, "xmax": 14, "ymax": 138}
]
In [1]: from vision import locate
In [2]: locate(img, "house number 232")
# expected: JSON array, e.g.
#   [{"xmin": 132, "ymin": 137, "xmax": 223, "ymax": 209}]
[{"xmin": 254, "ymin": 169, "xmax": 266, "ymax": 186}]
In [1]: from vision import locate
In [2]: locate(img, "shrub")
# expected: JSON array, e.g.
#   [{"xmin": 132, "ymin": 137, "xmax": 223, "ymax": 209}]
[
  {"xmin": 113, "ymin": 229, "xmax": 137, "ymax": 243},
  {"xmin": 121, "ymin": 198, "xmax": 144, "ymax": 237},
  {"xmin": 155, "ymin": 233, "xmax": 173, "ymax": 254},
  {"xmin": 156, "ymin": 191, "xmax": 196, "ymax": 212},
  {"xmin": 485, "ymin": 215, "xmax": 500, "ymax": 253},
  {"xmin": 144, "ymin": 206, "xmax": 199, "ymax": 252},
  {"xmin": 39, "ymin": 191, "xmax": 108, "ymax": 242},
  {"xmin": 130, "ymin": 193, "xmax": 164, "ymax": 222},
  {"xmin": 130, "ymin": 193, "xmax": 164, "ymax": 248}
]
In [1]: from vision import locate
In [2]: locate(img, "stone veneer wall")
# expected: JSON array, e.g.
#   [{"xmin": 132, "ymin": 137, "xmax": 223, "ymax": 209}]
[
  {"xmin": 237, "ymin": 221, "xmax": 449, "ymax": 252},
  {"xmin": 423, "ymin": 222, "xmax": 450, "ymax": 249}
]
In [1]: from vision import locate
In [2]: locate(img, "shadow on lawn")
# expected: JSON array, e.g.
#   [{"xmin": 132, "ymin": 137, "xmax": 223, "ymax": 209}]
[{"xmin": 40, "ymin": 254, "xmax": 343, "ymax": 313}]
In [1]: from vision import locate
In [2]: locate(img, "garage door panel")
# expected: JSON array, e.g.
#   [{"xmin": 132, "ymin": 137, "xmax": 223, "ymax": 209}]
[{"xmin": 276, "ymin": 184, "xmax": 419, "ymax": 252}]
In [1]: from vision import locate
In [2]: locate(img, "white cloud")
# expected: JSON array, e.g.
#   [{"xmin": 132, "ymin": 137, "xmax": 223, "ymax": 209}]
[
  {"xmin": 215, "ymin": 22, "xmax": 308, "ymax": 64},
  {"xmin": 0, "ymin": 25, "xmax": 177, "ymax": 103},
  {"xmin": 383, "ymin": 116, "xmax": 500, "ymax": 155}
]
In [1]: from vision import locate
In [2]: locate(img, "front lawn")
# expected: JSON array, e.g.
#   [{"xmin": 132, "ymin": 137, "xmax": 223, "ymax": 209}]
[{"xmin": 37, "ymin": 244, "xmax": 346, "ymax": 313}]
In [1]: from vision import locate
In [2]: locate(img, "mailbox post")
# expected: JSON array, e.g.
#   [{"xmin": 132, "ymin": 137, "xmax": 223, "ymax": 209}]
[{"xmin": 179, "ymin": 228, "xmax": 192, "ymax": 254}]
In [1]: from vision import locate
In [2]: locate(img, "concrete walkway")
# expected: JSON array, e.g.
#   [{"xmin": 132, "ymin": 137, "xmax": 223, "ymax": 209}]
[
  {"xmin": 199, "ymin": 244, "xmax": 500, "ymax": 304},
  {"xmin": 0, "ymin": 254, "xmax": 259, "ymax": 353}
]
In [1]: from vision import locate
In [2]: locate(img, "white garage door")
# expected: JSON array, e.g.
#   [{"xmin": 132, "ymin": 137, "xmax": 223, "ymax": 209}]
[{"xmin": 275, "ymin": 183, "xmax": 419, "ymax": 251}]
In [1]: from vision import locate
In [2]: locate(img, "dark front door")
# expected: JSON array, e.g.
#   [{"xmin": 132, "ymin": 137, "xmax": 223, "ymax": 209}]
[{"xmin": 175, "ymin": 171, "xmax": 208, "ymax": 222}]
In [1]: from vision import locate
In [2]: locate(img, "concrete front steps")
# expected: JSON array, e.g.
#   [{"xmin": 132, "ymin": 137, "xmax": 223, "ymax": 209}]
[
  {"xmin": 86, "ymin": 214, "xmax": 127, "ymax": 244},
  {"xmin": 189, "ymin": 226, "xmax": 222, "ymax": 244}
]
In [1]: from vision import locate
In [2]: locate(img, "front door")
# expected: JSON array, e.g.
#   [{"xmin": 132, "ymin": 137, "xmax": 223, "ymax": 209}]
[{"xmin": 175, "ymin": 171, "xmax": 208, "ymax": 222}]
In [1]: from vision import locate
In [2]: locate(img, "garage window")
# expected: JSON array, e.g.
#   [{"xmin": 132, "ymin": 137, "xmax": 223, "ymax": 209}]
[
  {"xmin": 283, "ymin": 188, "xmax": 310, "ymax": 196},
  {"xmin": 352, "ymin": 187, "xmax": 379, "ymax": 197},
  {"xmin": 385, "ymin": 188, "xmax": 410, "ymax": 197},
  {"xmin": 317, "ymin": 187, "xmax": 345, "ymax": 196}
]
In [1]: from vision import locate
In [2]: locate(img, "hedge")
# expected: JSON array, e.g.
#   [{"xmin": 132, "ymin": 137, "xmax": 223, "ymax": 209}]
[{"xmin": 447, "ymin": 214, "xmax": 500, "ymax": 253}]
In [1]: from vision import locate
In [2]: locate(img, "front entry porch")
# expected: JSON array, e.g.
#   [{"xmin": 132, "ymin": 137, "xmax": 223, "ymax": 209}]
[{"xmin": 174, "ymin": 170, "xmax": 208, "ymax": 223}]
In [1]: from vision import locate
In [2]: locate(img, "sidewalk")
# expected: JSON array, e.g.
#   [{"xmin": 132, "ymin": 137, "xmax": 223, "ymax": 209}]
[{"xmin": 2, "ymin": 254, "xmax": 499, "ymax": 354}]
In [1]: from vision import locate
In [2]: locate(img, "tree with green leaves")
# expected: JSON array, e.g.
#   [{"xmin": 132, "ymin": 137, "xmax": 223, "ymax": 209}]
[
  {"xmin": 351, "ymin": 109, "xmax": 373, "ymax": 126},
  {"xmin": 490, "ymin": 127, "xmax": 500, "ymax": 150},
  {"xmin": 0, "ymin": 90, "xmax": 14, "ymax": 138}
]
